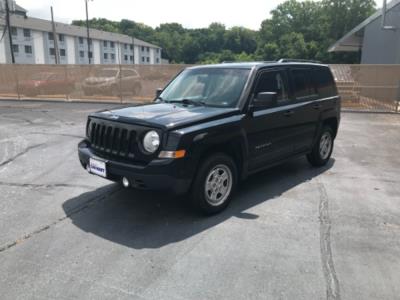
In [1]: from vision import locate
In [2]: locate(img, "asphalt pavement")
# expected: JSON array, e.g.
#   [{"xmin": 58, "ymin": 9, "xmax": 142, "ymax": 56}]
[{"xmin": 0, "ymin": 100, "xmax": 399, "ymax": 300}]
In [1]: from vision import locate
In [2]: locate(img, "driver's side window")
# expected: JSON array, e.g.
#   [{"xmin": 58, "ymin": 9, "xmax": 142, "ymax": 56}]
[{"xmin": 255, "ymin": 70, "xmax": 289, "ymax": 103}]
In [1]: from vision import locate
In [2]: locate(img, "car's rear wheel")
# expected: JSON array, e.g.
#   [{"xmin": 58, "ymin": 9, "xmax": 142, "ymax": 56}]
[
  {"xmin": 307, "ymin": 126, "xmax": 334, "ymax": 167},
  {"xmin": 191, "ymin": 153, "xmax": 237, "ymax": 215}
]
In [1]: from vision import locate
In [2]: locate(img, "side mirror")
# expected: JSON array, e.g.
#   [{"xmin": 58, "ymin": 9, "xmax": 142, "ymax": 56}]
[
  {"xmin": 252, "ymin": 92, "xmax": 277, "ymax": 109},
  {"xmin": 155, "ymin": 88, "xmax": 163, "ymax": 98}
]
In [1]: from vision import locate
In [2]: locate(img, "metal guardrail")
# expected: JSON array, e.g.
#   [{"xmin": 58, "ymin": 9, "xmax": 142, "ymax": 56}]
[{"xmin": 0, "ymin": 64, "xmax": 399, "ymax": 113}]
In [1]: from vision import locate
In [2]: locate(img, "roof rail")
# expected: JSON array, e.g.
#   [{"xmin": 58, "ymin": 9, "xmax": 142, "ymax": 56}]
[{"xmin": 278, "ymin": 58, "xmax": 322, "ymax": 64}]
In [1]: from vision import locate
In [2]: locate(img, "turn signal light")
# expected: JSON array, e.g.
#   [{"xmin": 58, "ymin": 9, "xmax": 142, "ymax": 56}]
[{"xmin": 159, "ymin": 150, "xmax": 186, "ymax": 159}]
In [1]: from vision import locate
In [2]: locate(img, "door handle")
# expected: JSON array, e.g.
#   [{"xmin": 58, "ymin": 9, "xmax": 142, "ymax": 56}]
[
  {"xmin": 283, "ymin": 110, "xmax": 294, "ymax": 117},
  {"xmin": 313, "ymin": 103, "xmax": 322, "ymax": 109}
]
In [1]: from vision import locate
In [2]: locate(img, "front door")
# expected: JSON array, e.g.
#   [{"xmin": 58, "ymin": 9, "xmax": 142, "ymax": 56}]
[{"xmin": 244, "ymin": 69, "xmax": 297, "ymax": 172}]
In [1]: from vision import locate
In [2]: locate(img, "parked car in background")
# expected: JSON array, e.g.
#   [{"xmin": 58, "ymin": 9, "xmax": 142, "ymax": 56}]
[
  {"xmin": 19, "ymin": 72, "xmax": 75, "ymax": 97},
  {"xmin": 82, "ymin": 68, "xmax": 142, "ymax": 96},
  {"xmin": 78, "ymin": 60, "xmax": 340, "ymax": 215}
]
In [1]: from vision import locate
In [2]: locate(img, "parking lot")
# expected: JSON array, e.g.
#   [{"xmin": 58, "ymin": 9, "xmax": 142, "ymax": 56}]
[{"xmin": 0, "ymin": 100, "xmax": 399, "ymax": 299}]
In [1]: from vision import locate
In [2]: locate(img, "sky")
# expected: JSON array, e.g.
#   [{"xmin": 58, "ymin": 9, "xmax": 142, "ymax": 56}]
[{"xmin": 16, "ymin": 0, "xmax": 302, "ymax": 30}]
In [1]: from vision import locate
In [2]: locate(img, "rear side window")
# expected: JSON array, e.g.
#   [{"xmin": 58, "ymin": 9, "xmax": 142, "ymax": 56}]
[
  {"xmin": 313, "ymin": 68, "xmax": 337, "ymax": 98},
  {"xmin": 255, "ymin": 70, "xmax": 289, "ymax": 103},
  {"xmin": 291, "ymin": 68, "xmax": 318, "ymax": 100}
]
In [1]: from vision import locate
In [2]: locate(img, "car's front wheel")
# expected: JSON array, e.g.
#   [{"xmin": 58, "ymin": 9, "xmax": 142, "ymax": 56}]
[
  {"xmin": 307, "ymin": 126, "xmax": 334, "ymax": 167},
  {"xmin": 191, "ymin": 153, "xmax": 237, "ymax": 215}
]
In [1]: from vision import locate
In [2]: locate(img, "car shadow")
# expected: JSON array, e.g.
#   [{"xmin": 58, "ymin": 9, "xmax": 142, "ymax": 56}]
[{"xmin": 63, "ymin": 157, "xmax": 335, "ymax": 249}]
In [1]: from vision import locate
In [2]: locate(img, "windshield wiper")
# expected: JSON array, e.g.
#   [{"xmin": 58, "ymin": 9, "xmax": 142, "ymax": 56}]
[{"xmin": 165, "ymin": 99, "xmax": 206, "ymax": 106}]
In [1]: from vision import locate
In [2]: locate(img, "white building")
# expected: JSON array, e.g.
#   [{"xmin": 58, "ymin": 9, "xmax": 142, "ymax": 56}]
[{"xmin": 0, "ymin": 1, "xmax": 162, "ymax": 65}]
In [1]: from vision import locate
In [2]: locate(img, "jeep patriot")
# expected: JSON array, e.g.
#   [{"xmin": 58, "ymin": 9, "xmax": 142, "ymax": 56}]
[{"xmin": 78, "ymin": 60, "xmax": 340, "ymax": 214}]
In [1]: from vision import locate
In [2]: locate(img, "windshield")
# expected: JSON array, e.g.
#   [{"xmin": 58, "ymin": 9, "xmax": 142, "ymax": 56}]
[
  {"xmin": 159, "ymin": 68, "xmax": 251, "ymax": 107},
  {"xmin": 97, "ymin": 69, "xmax": 118, "ymax": 77}
]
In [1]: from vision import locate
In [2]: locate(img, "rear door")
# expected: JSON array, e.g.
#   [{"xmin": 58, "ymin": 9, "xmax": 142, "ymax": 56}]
[
  {"xmin": 289, "ymin": 67, "xmax": 320, "ymax": 153},
  {"xmin": 244, "ymin": 68, "xmax": 297, "ymax": 171}
]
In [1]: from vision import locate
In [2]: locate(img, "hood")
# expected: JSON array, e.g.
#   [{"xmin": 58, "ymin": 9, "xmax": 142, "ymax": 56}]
[{"xmin": 90, "ymin": 103, "xmax": 239, "ymax": 130}]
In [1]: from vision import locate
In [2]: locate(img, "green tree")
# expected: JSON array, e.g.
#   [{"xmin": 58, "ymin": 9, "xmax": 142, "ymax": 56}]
[{"xmin": 72, "ymin": 0, "xmax": 376, "ymax": 64}]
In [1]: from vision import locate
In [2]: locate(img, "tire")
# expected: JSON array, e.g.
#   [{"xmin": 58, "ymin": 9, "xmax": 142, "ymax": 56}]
[
  {"xmin": 190, "ymin": 153, "xmax": 238, "ymax": 215},
  {"xmin": 307, "ymin": 126, "xmax": 334, "ymax": 167}
]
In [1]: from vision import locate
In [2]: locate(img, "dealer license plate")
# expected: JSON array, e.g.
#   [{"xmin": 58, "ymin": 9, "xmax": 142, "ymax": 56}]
[{"xmin": 89, "ymin": 158, "xmax": 107, "ymax": 178}]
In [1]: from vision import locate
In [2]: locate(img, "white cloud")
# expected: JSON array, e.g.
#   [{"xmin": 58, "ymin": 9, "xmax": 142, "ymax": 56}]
[{"xmin": 16, "ymin": 0, "xmax": 288, "ymax": 30}]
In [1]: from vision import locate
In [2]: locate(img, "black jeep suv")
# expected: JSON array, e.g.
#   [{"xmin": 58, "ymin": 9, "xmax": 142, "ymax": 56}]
[{"xmin": 78, "ymin": 61, "xmax": 340, "ymax": 214}]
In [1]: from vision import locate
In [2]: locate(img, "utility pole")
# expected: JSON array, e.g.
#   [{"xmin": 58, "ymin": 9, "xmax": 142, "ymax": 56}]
[
  {"xmin": 131, "ymin": 37, "xmax": 135, "ymax": 64},
  {"xmin": 85, "ymin": 0, "xmax": 91, "ymax": 64},
  {"xmin": 50, "ymin": 6, "xmax": 60, "ymax": 64},
  {"xmin": 5, "ymin": 0, "xmax": 15, "ymax": 63}
]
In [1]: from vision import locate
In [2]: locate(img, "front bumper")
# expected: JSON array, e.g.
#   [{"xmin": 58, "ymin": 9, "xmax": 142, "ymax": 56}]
[{"xmin": 78, "ymin": 140, "xmax": 191, "ymax": 194}]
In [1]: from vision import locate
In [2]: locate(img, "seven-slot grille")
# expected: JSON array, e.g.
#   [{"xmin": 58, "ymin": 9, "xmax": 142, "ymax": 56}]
[{"xmin": 89, "ymin": 119, "xmax": 138, "ymax": 159}]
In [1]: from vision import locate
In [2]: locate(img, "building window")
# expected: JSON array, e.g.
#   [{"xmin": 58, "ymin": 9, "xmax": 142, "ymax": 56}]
[
  {"xmin": 88, "ymin": 51, "xmax": 93, "ymax": 58},
  {"xmin": 146, "ymin": 57, "xmax": 150, "ymax": 62},
  {"xmin": 130, "ymin": 55, "xmax": 133, "ymax": 61},
  {"xmin": 124, "ymin": 55, "xmax": 128, "ymax": 61},
  {"xmin": 59, "ymin": 34, "xmax": 64, "ymax": 42},
  {"xmin": 23, "ymin": 29, "xmax": 30, "ymax": 38},
  {"xmin": 142, "ymin": 56, "xmax": 145, "ymax": 62},
  {"xmin": 147, "ymin": 47, "xmax": 150, "ymax": 52},
  {"xmin": 110, "ymin": 41, "xmax": 115, "ymax": 48},
  {"xmin": 124, "ymin": 44, "xmax": 127, "ymax": 50},
  {"xmin": 156, "ymin": 58, "xmax": 160, "ymax": 63},
  {"xmin": 48, "ymin": 32, "xmax": 54, "ymax": 40},
  {"xmin": 49, "ymin": 48, "xmax": 55, "ymax": 56},
  {"xmin": 104, "ymin": 53, "xmax": 108, "ymax": 59},
  {"xmin": 103, "ymin": 41, "xmax": 107, "ymax": 47},
  {"xmin": 11, "ymin": 27, "xmax": 17, "ymax": 36},
  {"xmin": 156, "ymin": 48, "xmax": 159, "ymax": 53},
  {"xmin": 79, "ymin": 50, "xmax": 84, "ymax": 58},
  {"xmin": 60, "ymin": 49, "xmax": 66, "ymax": 56},
  {"xmin": 111, "ymin": 53, "xmax": 115, "ymax": 60},
  {"xmin": 24, "ymin": 45, "xmax": 32, "ymax": 54},
  {"xmin": 130, "ymin": 44, "xmax": 133, "ymax": 50},
  {"xmin": 79, "ymin": 37, "xmax": 84, "ymax": 44},
  {"xmin": 12, "ymin": 44, "xmax": 19, "ymax": 53},
  {"xmin": 88, "ymin": 39, "xmax": 92, "ymax": 45},
  {"xmin": 141, "ymin": 46, "xmax": 144, "ymax": 51}
]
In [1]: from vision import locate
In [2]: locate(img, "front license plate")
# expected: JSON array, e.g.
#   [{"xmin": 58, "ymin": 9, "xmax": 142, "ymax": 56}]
[{"xmin": 89, "ymin": 158, "xmax": 107, "ymax": 178}]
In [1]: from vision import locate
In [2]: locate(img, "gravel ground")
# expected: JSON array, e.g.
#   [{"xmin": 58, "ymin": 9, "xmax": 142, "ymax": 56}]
[{"xmin": 0, "ymin": 100, "xmax": 399, "ymax": 300}]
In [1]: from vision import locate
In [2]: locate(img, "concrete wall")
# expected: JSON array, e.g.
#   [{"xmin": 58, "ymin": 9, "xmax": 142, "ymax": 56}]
[
  {"xmin": 134, "ymin": 45, "xmax": 140, "ymax": 64},
  {"xmin": 149, "ymin": 48, "xmax": 155, "ymax": 64},
  {"xmin": 93, "ymin": 40, "xmax": 101, "ymax": 64},
  {"xmin": 66, "ymin": 35, "xmax": 75, "ymax": 64},
  {"xmin": 362, "ymin": 4, "xmax": 400, "ymax": 64},
  {"xmin": 32, "ymin": 31, "xmax": 45, "ymax": 64},
  {"xmin": 0, "ymin": 34, "xmax": 7, "ymax": 63}
]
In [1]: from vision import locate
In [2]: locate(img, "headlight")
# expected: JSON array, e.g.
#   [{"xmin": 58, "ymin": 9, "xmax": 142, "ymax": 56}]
[{"xmin": 143, "ymin": 130, "xmax": 160, "ymax": 153}]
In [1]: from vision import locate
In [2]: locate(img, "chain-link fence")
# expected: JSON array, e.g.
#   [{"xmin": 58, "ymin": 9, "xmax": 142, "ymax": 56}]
[
  {"xmin": 330, "ymin": 64, "xmax": 400, "ymax": 113},
  {"xmin": 0, "ymin": 64, "xmax": 188, "ymax": 103},
  {"xmin": 1, "ymin": 64, "xmax": 400, "ymax": 112}
]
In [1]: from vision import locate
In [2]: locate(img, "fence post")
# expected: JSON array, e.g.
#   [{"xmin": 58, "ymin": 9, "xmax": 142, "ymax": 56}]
[
  {"xmin": 397, "ymin": 80, "xmax": 400, "ymax": 113},
  {"xmin": 15, "ymin": 65, "xmax": 21, "ymax": 100},
  {"xmin": 64, "ymin": 65, "xmax": 70, "ymax": 102}
]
